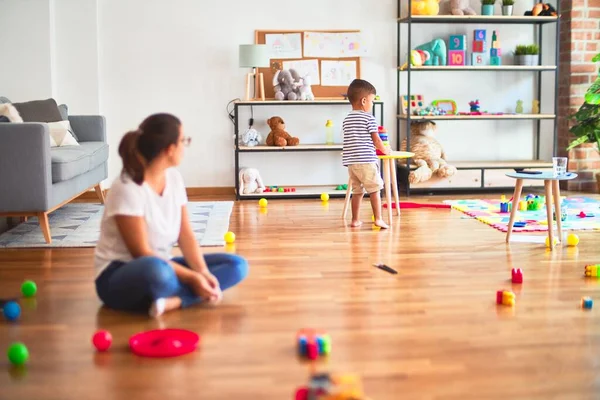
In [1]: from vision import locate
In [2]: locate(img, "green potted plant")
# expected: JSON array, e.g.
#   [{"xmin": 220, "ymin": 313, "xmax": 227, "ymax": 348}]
[
  {"xmin": 502, "ymin": 0, "xmax": 514, "ymax": 15},
  {"xmin": 525, "ymin": 44, "xmax": 539, "ymax": 65},
  {"xmin": 514, "ymin": 45, "xmax": 527, "ymax": 65},
  {"xmin": 482, "ymin": 0, "xmax": 496, "ymax": 15},
  {"xmin": 567, "ymin": 53, "xmax": 600, "ymax": 193}
]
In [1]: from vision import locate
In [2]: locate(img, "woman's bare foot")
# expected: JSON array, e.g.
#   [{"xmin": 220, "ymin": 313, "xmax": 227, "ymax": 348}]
[
  {"xmin": 149, "ymin": 297, "xmax": 182, "ymax": 317},
  {"xmin": 350, "ymin": 220, "xmax": 363, "ymax": 228},
  {"xmin": 373, "ymin": 219, "xmax": 389, "ymax": 229}
]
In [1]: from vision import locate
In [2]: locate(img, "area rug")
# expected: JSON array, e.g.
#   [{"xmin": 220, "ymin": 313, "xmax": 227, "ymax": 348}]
[
  {"xmin": 0, "ymin": 201, "xmax": 233, "ymax": 248},
  {"xmin": 444, "ymin": 197, "xmax": 600, "ymax": 233}
]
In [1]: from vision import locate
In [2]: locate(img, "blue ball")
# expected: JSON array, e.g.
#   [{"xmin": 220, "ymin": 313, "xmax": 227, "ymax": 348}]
[{"xmin": 3, "ymin": 301, "xmax": 21, "ymax": 321}]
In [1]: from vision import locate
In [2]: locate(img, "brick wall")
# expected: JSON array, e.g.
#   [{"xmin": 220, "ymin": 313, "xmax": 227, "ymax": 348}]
[{"xmin": 558, "ymin": 0, "xmax": 600, "ymax": 192}]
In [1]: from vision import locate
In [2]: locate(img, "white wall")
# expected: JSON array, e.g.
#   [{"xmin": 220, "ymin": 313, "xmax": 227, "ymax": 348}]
[{"xmin": 0, "ymin": 0, "xmax": 557, "ymax": 188}]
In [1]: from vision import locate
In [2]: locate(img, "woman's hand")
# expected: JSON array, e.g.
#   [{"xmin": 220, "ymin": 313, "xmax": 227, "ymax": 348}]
[{"xmin": 186, "ymin": 271, "xmax": 221, "ymax": 302}]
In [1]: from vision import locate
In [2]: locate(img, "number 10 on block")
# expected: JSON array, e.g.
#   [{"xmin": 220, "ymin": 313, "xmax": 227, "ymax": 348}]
[{"xmin": 448, "ymin": 50, "xmax": 465, "ymax": 66}]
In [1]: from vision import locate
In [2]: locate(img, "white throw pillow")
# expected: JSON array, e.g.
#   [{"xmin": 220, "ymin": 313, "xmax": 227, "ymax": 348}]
[
  {"xmin": 47, "ymin": 121, "xmax": 79, "ymax": 147},
  {"xmin": 0, "ymin": 104, "xmax": 24, "ymax": 122}
]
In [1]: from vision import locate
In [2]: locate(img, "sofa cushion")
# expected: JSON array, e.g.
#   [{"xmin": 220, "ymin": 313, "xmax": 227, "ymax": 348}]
[
  {"xmin": 12, "ymin": 98, "xmax": 63, "ymax": 123},
  {"xmin": 50, "ymin": 142, "xmax": 108, "ymax": 183}
]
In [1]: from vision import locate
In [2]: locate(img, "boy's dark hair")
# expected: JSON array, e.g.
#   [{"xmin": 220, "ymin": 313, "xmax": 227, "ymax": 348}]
[{"xmin": 347, "ymin": 79, "xmax": 376, "ymax": 104}]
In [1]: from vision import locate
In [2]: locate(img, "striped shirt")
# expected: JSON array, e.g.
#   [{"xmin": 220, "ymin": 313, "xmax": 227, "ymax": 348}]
[{"xmin": 342, "ymin": 111, "xmax": 378, "ymax": 166}]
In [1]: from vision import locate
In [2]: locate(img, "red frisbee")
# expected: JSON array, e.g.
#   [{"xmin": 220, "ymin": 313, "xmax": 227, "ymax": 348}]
[{"xmin": 129, "ymin": 329, "xmax": 200, "ymax": 358}]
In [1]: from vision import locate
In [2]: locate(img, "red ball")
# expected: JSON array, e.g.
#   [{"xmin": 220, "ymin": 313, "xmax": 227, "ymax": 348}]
[{"xmin": 92, "ymin": 330, "xmax": 113, "ymax": 352}]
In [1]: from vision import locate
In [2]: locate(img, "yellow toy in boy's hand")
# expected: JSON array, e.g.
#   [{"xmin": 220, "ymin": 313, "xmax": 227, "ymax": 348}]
[
  {"xmin": 411, "ymin": 0, "xmax": 440, "ymax": 15},
  {"xmin": 566, "ymin": 233, "xmax": 579, "ymax": 246},
  {"xmin": 224, "ymin": 231, "xmax": 236, "ymax": 244}
]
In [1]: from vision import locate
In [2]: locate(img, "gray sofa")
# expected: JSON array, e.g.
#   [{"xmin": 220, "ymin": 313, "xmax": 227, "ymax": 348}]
[{"xmin": 0, "ymin": 97, "xmax": 108, "ymax": 243}]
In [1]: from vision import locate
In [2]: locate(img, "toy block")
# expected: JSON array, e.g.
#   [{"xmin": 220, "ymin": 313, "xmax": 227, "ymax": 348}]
[
  {"xmin": 474, "ymin": 29, "xmax": 487, "ymax": 41},
  {"xmin": 472, "ymin": 40, "xmax": 485, "ymax": 53},
  {"xmin": 448, "ymin": 50, "xmax": 465, "ymax": 66},
  {"xmin": 297, "ymin": 329, "xmax": 330, "ymax": 360},
  {"xmin": 585, "ymin": 265, "xmax": 600, "ymax": 277},
  {"xmin": 492, "ymin": 40, "xmax": 501, "ymax": 49},
  {"xmin": 449, "ymin": 35, "xmax": 466, "ymax": 50},
  {"xmin": 471, "ymin": 52, "xmax": 488, "ymax": 66},
  {"xmin": 490, "ymin": 56, "xmax": 502, "ymax": 65},
  {"xmin": 496, "ymin": 290, "xmax": 515, "ymax": 306},
  {"xmin": 518, "ymin": 200, "xmax": 527, "ymax": 211},
  {"xmin": 511, "ymin": 268, "xmax": 523, "ymax": 284},
  {"xmin": 581, "ymin": 297, "xmax": 593, "ymax": 309},
  {"xmin": 490, "ymin": 48, "xmax": 502, "ymax": 57}
]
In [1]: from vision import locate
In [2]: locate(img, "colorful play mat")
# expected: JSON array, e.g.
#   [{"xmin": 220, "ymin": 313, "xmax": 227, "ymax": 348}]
[{"xmin": 444, "ymin": 197, "xmax": 600, "ymax": 233}]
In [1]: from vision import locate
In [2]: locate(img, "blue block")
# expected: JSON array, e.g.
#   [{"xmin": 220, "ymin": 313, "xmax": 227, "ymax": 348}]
[
  {"xmin": 474, "ymin": 29, "xmax": 487, "ymax": 41},
  {"xmin": 298, "ymin": 337, "xmax": 307, "ymax": 355},
  {"xmin": 490, "ymin": 56, "xmax": 502, "ymax": 66},
  {"xmin": 490, "ymin": 48, "xmax": 502, "ymax": 57},
  {"xmin": 317, "ymin": 336, "xmax": 325, "ymax": 354},
  {"xmin": 3, "ymin": 301, "xmax": 21, "ymax": 321},
  {"xmin": 582, "ymin": 297, "xmax": 593, "ymax": 309},
  {"xmin": 471, "ymin": 52, "xmax": 488, "ymax": 66},
  {"xmin": 449, "ymin": 35, "xmax": 466, "ymax": 50}
]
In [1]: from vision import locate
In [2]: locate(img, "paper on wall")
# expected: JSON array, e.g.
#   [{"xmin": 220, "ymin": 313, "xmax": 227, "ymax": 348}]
[
  {"xmin": 282, "ymin": 59, "xmax": 320, "ymax": 85},
  {"xmin": 265, "ymin": 33, "xmax": 302, "ymax": 59},
  {"xmin": 303, "ymin": 31, "xmax": 368, "ymax": 58},
  {"xmin": 321, "ymin": 60, "xmax": 357, "ymax": 87}
]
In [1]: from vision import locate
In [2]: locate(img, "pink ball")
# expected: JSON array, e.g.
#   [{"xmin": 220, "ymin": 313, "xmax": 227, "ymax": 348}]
[{"xmin": 92, "ymin": 330, "xmax": 113, "ymax": 352}]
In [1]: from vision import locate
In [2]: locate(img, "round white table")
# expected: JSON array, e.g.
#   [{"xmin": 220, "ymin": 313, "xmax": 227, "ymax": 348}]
[{"xmin": 505, "ymin": 171, "xmax": 578, "ymax": 250}]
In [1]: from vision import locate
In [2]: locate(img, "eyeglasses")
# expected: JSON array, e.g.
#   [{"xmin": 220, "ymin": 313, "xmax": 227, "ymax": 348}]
[{"xmin": 180, "ymin": 137, "xmax": 192, "ymax": 147}]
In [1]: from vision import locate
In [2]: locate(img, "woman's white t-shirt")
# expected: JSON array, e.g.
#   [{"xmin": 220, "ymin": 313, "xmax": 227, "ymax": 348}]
[{"xmin": 94, "ymin": 168, "xmax": 188, "ymax": 275}]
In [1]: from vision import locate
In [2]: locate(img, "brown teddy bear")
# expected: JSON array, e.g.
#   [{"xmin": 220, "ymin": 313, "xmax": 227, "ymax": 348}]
[{"xmin": 265, "ymin": 116, "xmax": 300, "ymax": 147}]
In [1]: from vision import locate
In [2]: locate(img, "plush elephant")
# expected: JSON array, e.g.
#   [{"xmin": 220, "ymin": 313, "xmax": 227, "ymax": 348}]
[{"xmin": 415, "ymin": 38, "xmax": 447, "ymax": 66}]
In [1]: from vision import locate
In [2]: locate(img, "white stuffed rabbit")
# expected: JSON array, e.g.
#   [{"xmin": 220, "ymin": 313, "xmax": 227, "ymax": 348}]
[{"xmin": 239, "ymin": 168, "xmax": 265, "ymax": 194}]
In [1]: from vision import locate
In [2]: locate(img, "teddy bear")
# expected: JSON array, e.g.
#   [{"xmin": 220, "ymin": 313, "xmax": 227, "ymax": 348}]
[
  {"xmin": 239, "ymin": 167, "xmax": 265, "ymax": 194},
  {"xmin": 400, "ymin": 120, "xmax": 456, "ymax": 184},
  {"xmin": 273, "ymin": 69, "xmax": 298, "ymax": 101},
  {"xmin": 265, "ymin": 116, "xmax": 300, "ymax": 147},
  {"xmin": 450, "ymin": 0, "xmax": 476, "ymax": 15}
]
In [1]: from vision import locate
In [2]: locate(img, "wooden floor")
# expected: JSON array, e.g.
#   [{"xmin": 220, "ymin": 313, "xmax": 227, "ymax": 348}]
[{"xmin": 1, "ymin": 192, "xmax": 600, "ymax": 400}]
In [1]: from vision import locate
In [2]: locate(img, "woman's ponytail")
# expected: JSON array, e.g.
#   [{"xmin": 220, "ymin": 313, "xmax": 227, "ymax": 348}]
[{"xmin": 118, "ymin": 129, "xmax": 144, "ymax": 184}]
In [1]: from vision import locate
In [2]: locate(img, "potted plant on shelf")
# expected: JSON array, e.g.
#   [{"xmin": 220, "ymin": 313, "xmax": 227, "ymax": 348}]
[
  {"xmin": 525, "ymin": 44, "xmax": 539, "ymax": 65},
  {"xmin": 514, "ymin": 45, "xmax": 527, "ymax": 65},
  {"xmin": 481, "ymin": 0, "xmax": 496, "ymax": 15},
  {"xmin": 567, "ymin": 53, "xmax": 600, "ymax": 193},
  {"xmin": 502, "ymin": 0, "xmax": 514, "ymax": 15}
]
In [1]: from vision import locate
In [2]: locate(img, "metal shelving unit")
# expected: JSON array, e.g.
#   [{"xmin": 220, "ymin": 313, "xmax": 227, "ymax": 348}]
[
  {"xmin": 233, "ymin": 100, "xmax": 384, "ymax": 200},
  {"xmin": 396, "ymin": 3, "xmax": 560, "ymax": 194}
]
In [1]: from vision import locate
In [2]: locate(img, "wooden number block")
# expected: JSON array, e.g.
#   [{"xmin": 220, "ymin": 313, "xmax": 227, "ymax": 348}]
[
  {"xmin": 471, "ymin": 52, "xmax": 488, "ymax": 65},
  {"xmin": 492, "ymin": 40, "xmax": 501, "ymax": 49},
  {"xmin": 490, "ymin": 56, "xmax": 502, "ymax": 65},
  {"xmin": 449, "ymin": 35, "xmax": 466, "ymax": 51},
  {"xmin": 490, "ymin": 48, "xmax": 502, "ymax": 57},
  {"xmin": 474, "ymin": 29, "xmax": 486, "ymax": 41},
  {"xmin": 472, "ymin": 40, "xmax": 485, "ymax": 53},
  {"xmin": 448, "ymin": 50, "xmax": 465, "ymax": 66}
]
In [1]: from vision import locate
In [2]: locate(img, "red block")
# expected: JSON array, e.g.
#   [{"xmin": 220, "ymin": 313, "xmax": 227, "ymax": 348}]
[
  {"xmin": 511, "ymin": 268, "xmax": 523, "ymax": 283},
  {"xmin": 496, "ymin": 290, "xmax": 504, "ymax": 305},
  {"xmin": 472, "ymin": 40, "xmax": 485, "ymax": 53},
  {"xmin": 307, "ymin": 342, "xmax": 319, "ymax": 360}
]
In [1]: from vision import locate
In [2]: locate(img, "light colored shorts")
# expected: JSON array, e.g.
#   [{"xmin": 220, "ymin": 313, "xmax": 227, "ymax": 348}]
[{"xmin": 348, "ymin": 163, "xmax": 384, "ymax": 195}]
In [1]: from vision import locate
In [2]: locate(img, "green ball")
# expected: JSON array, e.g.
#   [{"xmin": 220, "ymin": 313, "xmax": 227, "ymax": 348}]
[
  {"xmin": 21, "ymin": 280, "xmax": 37, "ymax": 298},
  {"xmin": 7, "ymin": 342, "xmax": 29, "ymax": 365}
]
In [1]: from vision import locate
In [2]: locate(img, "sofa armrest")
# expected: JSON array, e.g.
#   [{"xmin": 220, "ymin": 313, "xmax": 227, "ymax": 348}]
[
  {"xmin": 0, "ymin": 123, "xmax": 52, "ymax": 212},
  {"xmin": 69, "ymin": 115, "xmax": 106, "ymax": 143}
]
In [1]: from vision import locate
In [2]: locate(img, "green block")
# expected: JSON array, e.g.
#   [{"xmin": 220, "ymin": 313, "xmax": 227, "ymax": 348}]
[
  {"xmin": 321, "ymin": 335, "xmax": 332, "ymax": 354},
  {"xmin": 490, "ymin": 56, "xmax": 501, "ymax": 66}
]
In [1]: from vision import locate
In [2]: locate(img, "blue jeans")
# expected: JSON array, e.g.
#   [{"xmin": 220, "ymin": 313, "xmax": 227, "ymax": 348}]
[{"xmin": 95, "ymin": 254, "xmax": 248, "ymax": 313}]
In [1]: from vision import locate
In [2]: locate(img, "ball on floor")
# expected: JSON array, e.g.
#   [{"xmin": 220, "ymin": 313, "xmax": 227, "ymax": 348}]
[
  {"xmin": 566, "ymin": 233, "xmax": 579, "ymax": 247},
  {"xmin": 92, "ymin": 330, "xmax": 113, "ymax": 352},
  {"xmin": 21, "ymin": 280, "xmax": 37, "ymax": 298},
  {"xmin": 320, "ymin": 193, "xmax": 329, "ymax": 202},
  {"xmin": 7, "ymin": 342, "xmax": 29, "ymax": 366},
  {"xmin": 258, "ymin": 198, "xmax": 268, "ymax": 208},
  {"xmin": 224, "ymin": 231, "xmax": 236, "ymax": 244},
  {"xmin": 3, "ymin": 301, "xmax": 21, "ymax": 322},
  {"xmin": 545, "ymin": 237, "xmax": 558, "ymax": 247}
]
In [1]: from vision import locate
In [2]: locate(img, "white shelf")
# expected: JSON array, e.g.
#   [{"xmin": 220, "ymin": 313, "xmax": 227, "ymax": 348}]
[
  {"xmin": 239, "ymin": 185, "xmax": 348, "ymax": 198},
  {"xmin": 403, "ymin": 160, "xmax": 553, "ymax": 170},
  {"xmin": 398, "ymin": 114, "xmax": 556, "ymax": 120},
  {"xmin": 234, "ymin": 99, "xmax": 383, "ymax": 105},
  {"xmin": 400, "ymin": 66, "xmax": 557, "ymax": 71},
  {"xmin": 398, "ymin": 15, "xmax": 558, "ymax": 24},
  {"xmin": 239, "ymin": 144, "xmax": 343, "ymax": 152}
]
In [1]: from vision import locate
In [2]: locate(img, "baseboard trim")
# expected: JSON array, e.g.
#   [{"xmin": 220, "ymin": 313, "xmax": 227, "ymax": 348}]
[{"xmin": 76, "ymin": 187, "xmax": 235, "ymax": 200}]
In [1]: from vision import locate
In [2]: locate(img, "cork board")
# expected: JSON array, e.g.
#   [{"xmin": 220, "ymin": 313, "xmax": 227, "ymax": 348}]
[{"xmin": 255, "ymin": 30, "xmax": 362, "ymax": 100}]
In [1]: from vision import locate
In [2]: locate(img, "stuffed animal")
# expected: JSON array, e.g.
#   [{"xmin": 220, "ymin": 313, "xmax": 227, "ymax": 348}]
[
  {"xmin": 265, "ymin": 116, "xmax": 300, "ymax": 147},
  {"xmin": 400, "ymin": 121, "xmax": 456, "ymax": 184},
  {"xmin": 240, "ymin": 127, "xmax": 262, "ymax": 147},
  {"xmin": 525, "ymin": 2, "xmax": 557, "ymax": 16},
  {"xmin": 450, "ymin": 0, "xmax": 476, "ymax": 15},
  {"xmin": 412, "ymin": 0, "xmax": 440, "ymax": 15},
  {"xmin": 239, "ymin": 167, "xmax": 265, "ymax": 194},
  {"xmin": 415, "ymin": 39, "xmax": 447, "ymax": 66},
  {"xmin": 273, "ymin": 69, "xmax": 298, "ymax": 101},
  {"xmin": 298, "ymin": 75, "xmax": 315, "ymax": 101}
]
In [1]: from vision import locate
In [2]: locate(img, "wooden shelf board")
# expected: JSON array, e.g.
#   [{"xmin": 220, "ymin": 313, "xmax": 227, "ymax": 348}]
[
  {"xmin": 239, "ymin": 185, "xmax": 347, "ymax": 198},
  {"xmin": 235, "ymin": 100, "xmax": 383, "ymax": 105},
  {"xmin": 399, "ymin": 65, "xmax": 557, "ymax": 71},
  {"xmin": 401, "ymin": 160, "xmax": 553, "ymax": 169},
  {"xmin": 239, "ymin": 144, "xmax": 343, "ymax": 152},
  {"xmin": 397, "ymin": 114, "xmax": 556, "ymax": 120},
  {"xmin": 398, "ymin": 15, "xmax": 558, "ymax": 24}
]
